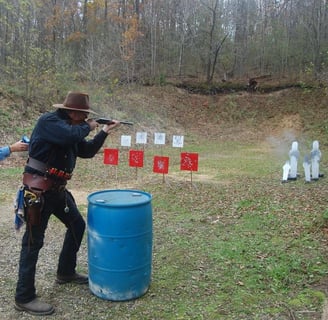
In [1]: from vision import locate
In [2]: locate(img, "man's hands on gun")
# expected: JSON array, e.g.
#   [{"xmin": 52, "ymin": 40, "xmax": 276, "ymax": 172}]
[
  {"xmin": 102, "ymin": 120, "xmax": 121, "ymax": 134},
  {"xmin": 86, "ymin": 118, "xmax": 121, "ymax": 134},
  {"xmin": 86, "ymin": 119, "xmax": 99, "ymax": 131},
  {"xmin": 94, "ymin": 117, "xmax": 133, "ymax": 134}
]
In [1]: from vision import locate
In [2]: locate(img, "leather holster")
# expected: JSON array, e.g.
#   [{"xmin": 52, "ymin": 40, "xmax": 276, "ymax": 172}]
[{"xmin": 23, "ymin": 173, "xmax": 54, "ymax": 192}]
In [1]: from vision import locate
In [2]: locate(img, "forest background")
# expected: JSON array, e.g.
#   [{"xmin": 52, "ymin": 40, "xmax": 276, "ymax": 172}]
[{"xmin": 0, "ymin": 0, "xmax": 328, "ymax": 104}]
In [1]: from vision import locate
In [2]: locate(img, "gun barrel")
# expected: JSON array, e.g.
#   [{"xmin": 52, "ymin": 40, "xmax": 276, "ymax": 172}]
[
  {"xmin": 119, "ymin": 120, "xmax": 134, "ymax": 125},
  {"xmin": 95, "ymin": 118, "xmax": 133, "ymax": 126}
]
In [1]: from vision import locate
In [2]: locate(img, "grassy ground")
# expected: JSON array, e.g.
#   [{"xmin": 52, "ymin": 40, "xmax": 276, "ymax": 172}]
[{"xmin": 0, "ymin": 85, "xmax": 328, "ymax": 319}]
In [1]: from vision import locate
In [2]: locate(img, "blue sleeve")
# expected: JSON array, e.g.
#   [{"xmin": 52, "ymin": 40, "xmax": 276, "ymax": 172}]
[
  {"xmin": 0, "ymin": 146, "xmax": 11, "ymax": 161},
  {"xmin": 77, "ymin": 130, "xmax": 108, "ymax": 158},
  {"xmin": 33, "ymin": 113, "xmax": 91, "ymax": 146}
]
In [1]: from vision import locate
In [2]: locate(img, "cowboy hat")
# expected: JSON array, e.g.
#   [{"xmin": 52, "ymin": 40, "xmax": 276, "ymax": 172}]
[{"xmin": 53, "ymin": 92, "xmax": 98, "ymax": 114}]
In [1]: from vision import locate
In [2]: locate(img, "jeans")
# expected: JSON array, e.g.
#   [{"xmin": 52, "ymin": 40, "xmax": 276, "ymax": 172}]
[{"xmin": 15, "ymin": 189, "xmax": 86, "ymax": 303}]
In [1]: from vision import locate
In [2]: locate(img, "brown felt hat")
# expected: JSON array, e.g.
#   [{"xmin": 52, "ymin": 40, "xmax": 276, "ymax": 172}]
[{"xmin": 53, "ymin": 92, "xmax": 98, "ymax": 114}]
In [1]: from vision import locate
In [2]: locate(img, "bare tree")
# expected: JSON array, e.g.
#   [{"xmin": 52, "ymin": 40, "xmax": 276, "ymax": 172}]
[{"xmin": 198, "ymin": 0, "xmax": 229, "ymax": 82}]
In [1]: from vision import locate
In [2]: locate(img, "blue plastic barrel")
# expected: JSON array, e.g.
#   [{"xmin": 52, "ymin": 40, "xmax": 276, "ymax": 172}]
[{"xmin": 87, "ymin": 189, "xmax": 152, "ymax": 301}]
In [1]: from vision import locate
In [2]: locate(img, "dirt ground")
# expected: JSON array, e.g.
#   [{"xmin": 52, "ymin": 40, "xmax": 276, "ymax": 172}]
[{"xmin": 323, "ymin": 303, "xmax": 328, "ymax": 320}]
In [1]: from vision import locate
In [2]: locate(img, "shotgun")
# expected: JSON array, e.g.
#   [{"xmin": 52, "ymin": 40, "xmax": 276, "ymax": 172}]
[{"xmin": 95, "ymin": 118, "xmax": 134, "ymax": 126}]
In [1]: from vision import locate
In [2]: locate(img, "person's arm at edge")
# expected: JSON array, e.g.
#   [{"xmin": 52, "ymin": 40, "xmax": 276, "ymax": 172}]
[
  {"xmin": 0, "ymin": 141, "xmax": 28, "ymax": 161},
  {"xmin": 0, "ymin": 146, "xmax": 11, "ymax": 161}
]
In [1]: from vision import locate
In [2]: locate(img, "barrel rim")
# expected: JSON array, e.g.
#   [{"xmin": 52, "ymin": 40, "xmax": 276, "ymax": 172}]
[{"xmin": 87, "ymin": 189, "xmax": 152, "ymax": 207}]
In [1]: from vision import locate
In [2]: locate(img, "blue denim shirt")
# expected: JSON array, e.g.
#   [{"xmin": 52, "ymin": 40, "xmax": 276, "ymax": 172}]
[
  {"xmin": 0, "ymin": 146, "xmax": 10, "ymax": 161},
  {"xmin": 25, "ymin": 109, "xmax": 108, "ymax": 174}
]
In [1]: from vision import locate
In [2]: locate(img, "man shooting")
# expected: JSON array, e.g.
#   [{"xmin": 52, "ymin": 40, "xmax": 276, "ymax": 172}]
[{"xmin": 14, "ymin": 92, "xmax": 120, "ymax": 316}]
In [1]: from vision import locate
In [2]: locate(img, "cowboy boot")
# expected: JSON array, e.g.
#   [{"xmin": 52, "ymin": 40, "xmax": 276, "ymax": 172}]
[{"xmin": 15, "ymin": 298, "xmax": 54, "ymax": 316}]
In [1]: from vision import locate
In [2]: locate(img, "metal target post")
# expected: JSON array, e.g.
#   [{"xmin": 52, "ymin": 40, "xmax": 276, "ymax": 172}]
[
  {"xmin": 135, "ymin": 132, "xmax": 148, "ymax": 181},
  {"xmin": 120, "ymin": 134, "xmax": 132, "ymax": 180},
  {"xmin": 153, "ymin": 155, "xmax": 169, "ymax": 184},
  {"xmin": 129, "ymin": 149, "xmax": 144, "ymax": 180},
  {"xmin": 154, "ymin": 132, "xmax": 168, "ymax": 183},
  {"xmin": 180, "ymin": 152, "xmax": 199, "ymax": 187},
  {"xmin": 103, "ymin": 148, "xmax": 119, "ymax": 182}
]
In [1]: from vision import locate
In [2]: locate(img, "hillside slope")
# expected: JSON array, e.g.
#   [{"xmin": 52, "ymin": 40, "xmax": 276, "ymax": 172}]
[{"xmin": 0, "ymin": 85, "xmax": 327, "ymax": 148}]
